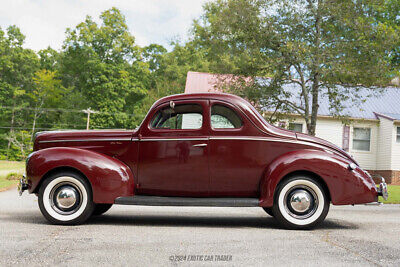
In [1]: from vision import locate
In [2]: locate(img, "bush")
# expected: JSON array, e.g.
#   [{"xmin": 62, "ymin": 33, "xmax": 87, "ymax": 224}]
[{"xmin": 6, "ymin": 172, "xmax": 23, "ymax": 181}]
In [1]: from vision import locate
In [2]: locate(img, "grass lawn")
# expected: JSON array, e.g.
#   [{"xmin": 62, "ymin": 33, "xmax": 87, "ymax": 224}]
[
  {"xmin": 0, "ymin": 160, "xmax": 25, "ymax": 189},
  {"xmin": 381, "ymin": 185, "xmax": 400, "ymax": 204}
]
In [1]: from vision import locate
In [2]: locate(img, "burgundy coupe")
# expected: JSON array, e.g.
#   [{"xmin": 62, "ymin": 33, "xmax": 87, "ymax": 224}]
[{"xmin": 19, "ymin": 93, "xmax": 388, "ymax": 229}]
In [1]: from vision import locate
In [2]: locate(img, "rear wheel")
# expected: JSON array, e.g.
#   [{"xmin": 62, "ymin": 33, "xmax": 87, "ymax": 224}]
[
  {"xmin": 38, "ymin": 171, "xmax": 94, "ymax": 225},
  {"xmin": 272, "ymin": 176, "xmax": 329, "ymax": 230},
  {"xmin": 93, "ymin": 204, "xmax": 113, "ymax": 216}
]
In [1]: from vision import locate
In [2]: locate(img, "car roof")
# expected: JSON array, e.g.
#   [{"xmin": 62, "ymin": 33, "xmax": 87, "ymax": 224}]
[{"xmin": 152, "ymin": 93, "xmax": 245, "ymax": 107}]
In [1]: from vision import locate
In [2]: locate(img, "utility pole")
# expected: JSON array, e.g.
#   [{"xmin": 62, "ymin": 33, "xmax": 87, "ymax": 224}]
[{"xmin": 82, "ymin": 108, "xmax": 98, "ymax": 130}]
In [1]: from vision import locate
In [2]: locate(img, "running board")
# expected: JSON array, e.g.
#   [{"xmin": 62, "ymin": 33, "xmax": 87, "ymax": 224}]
[{"xmin": 114, "ymin": 195, "xmax": 259, "ymax": 207}]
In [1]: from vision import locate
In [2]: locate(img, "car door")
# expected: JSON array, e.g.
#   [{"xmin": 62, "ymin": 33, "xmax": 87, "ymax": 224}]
[
  {"xmin": 208, "ymin": 100, "xmax": 263, "ymax": 197},
  {"xmin": 137, "ymin": 100, "xmax": 210, "ymax": 197}
]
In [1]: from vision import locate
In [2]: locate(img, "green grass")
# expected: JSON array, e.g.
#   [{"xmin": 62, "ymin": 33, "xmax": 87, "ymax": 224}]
[
  {"xmin": 0, "ymin": 160, "xmax": 25, "ymax": 189},
  {"xmin": 381, "ymin": 185, "xmax": 400, "ymax": 204}
]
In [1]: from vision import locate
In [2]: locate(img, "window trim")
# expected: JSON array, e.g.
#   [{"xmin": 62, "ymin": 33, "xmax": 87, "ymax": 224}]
[
  {"xmin": 148, "ymin": 102, "xmax": 205, "ymax": 132},
  {"xmin": 352, "ymin": 127, "xmax": 371, "ymax": 152},
  {"xmin": 209, "ymin": 103, "xmax": 244, "ymax": 131}
]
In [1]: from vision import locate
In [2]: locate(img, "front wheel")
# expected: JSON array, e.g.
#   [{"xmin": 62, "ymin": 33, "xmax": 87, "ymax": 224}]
[
  {"xmin": 38, "ymin": 172, "xmax": 95, "ymax": 225},
  {"xmin": 272, "ymin": 176, "xmax": 329, "ymax": 230}
]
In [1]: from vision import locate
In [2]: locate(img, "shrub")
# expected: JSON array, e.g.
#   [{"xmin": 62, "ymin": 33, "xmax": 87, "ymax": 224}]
[{"xmin": 6, "ymin": 172, "xmax": 23, "ymax": 180}]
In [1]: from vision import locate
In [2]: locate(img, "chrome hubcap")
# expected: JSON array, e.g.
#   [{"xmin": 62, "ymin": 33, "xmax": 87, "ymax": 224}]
[
  {"xmin": 50, "ymin": 182, "xmax": 82, "ymax": 215},
  {"xmin": 289, "ymin": 190, "xmax": 312, "ymax": 213},
  {"xmin": 284, "ymin": 186, "xmax": 318, "ymax": 219},
  {"xmin": 56, "ymin": 186, "xmax": 78, "ymax": 209}
]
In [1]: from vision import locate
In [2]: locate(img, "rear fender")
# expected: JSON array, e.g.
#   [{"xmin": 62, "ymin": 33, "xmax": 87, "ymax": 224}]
[
  {"xmin": 259, "ymin": 149, "xmax": 377, "ymax": 207},
  {"xmin": 26, "ymin": 147, "xmax": 134, "ymax": 203}
]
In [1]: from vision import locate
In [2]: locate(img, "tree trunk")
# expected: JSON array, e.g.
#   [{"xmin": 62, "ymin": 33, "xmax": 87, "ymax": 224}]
[{"xmin": 308, "ymin": 0, "xmax": 322, "ymax": 136}]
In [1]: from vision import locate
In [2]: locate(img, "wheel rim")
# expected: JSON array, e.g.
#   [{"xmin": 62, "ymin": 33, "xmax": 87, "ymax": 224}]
[
  {"xmin": 283, "ymin": 185, "xmax": 318, "ymax": 220},
  {"xmin": 50, "ymin": 183, "xmax": 82, "ymax": 215},
  {"xmin": 277, "ymin": 179, "xmax": 325, "ymax": 226},
  {"xmin": 42, "ymin": 176, "xmax": 88, "ymax": 222}
]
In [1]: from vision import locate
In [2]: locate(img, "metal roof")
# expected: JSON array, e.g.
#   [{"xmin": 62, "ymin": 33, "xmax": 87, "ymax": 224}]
[{"xmin": 185, "ymin": 71, "xmax": 400, "ymax": 120}]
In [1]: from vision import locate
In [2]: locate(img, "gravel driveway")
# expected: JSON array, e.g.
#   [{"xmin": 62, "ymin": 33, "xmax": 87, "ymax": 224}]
[{"xmin": 1, "ymin": 188, "xmax": 400, "ymax": 266}]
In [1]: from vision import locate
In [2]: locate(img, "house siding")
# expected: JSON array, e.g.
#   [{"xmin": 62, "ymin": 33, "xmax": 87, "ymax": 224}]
[
  {"xmin": 315, "ymin": 119, "xmax": 344, "ymax": 147},
  {"xmin": 376, "ymin": 117, "xmax": 393, "ymax": 170},
  {"xmin": 392, "ymin": 123, "xmax": 400, "ymax": 171},
  {"xmin": 348, "ymin": 122, "xmax": 378, "ymax": 170}
]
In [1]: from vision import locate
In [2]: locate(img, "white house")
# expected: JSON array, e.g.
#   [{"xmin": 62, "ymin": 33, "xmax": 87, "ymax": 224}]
[{"xmin": 185, "ymin": 71, "xmax": 400, "ymax": 184}]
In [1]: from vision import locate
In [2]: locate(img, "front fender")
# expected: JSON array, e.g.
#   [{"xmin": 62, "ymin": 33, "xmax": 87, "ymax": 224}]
[
  {"xmin": 259, "ymin": 149, "xmax": 377, "ymax": 207},
  {"xmin": 26, "ymin": 147, "xmax": 134, "ymax": 203}
]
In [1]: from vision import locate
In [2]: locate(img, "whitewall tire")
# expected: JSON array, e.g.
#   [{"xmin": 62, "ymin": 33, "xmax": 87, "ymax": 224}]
[
  {"xmin": 38, "ymin": 172, "xmax": 95, "ymax": 225},
  {"xmin": 272, "ymin": 176, "xmax": 329, "ymax": 229}
]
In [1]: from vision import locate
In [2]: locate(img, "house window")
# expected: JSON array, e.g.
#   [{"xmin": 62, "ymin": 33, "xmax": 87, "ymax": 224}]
[
  {"xmin": 352, "ymin": 128, "xmax": 371, "ymax": 151},
  {"xmin": 397, "ymin": 127, "xmax": 400, "ymax": 143},
  {"xmin": 289, "ymin": 123, "xmax": 303, "ymax": 133}
]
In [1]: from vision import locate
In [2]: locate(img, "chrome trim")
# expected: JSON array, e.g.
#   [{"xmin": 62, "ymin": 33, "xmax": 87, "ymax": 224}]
[
  {"xmin": 39, "ymin": 138, "xmax": 134, "ymax": 143},
  {"xmin": 377, "ymin": 177, "xmax": 388, "ymax": 200},
  {"xmin": 140, "ymin": 138, "xmax": 209, "ymax": 142},
  {"xmin": 348, "ymin": 163, "xmax": 357, "ymax": 170},
  {"xmin": 18, "ymin": 176, "xmax": 29, "ymax": 196},
  {"xmin": 210, "ymin": 136, "xmax": 309, "ymax": 146},
  {"xmin": 37, "ymin": 135, "xmax": 343, "ymax": 157},
  {"xmin": 192, "ymin": 143, "xmax": 207, "ymax": 147}
]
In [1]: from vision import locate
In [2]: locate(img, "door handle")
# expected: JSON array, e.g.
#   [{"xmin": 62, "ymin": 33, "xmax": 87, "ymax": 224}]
[{"xmin": 193, "ymin": 143, "xmax": 207, "ymax": 147}]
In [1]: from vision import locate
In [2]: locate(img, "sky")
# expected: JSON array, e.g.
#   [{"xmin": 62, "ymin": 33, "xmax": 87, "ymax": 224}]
[{"xmin": 0, "ymin": 0, "xmax": 209, "ymax": 51}]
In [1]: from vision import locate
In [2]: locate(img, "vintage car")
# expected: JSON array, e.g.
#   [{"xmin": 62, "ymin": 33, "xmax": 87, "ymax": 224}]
[{"xmin": 19, "ymin": 93, "xmax": 388, "ymax": 229}]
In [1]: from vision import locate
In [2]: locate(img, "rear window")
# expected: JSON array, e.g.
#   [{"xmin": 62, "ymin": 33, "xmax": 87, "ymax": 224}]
[{"xmin": 211, "ymin": 104, "xmax": 243, "ymax": 129}]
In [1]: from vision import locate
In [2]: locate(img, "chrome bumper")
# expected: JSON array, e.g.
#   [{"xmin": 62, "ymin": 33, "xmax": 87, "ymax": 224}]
[
  {"xmin": 18, "ymin": 175, "xmax": 29, "ymax": 196},
  {"xmin": 377, "ymin": 177, "xmax": 388, "ymax": 201}
]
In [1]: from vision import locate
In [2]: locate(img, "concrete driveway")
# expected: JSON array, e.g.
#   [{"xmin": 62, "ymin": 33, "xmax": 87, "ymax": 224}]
[{"xmin": 1, "ymin": 188, "xmax": 400, "ymax": 266}]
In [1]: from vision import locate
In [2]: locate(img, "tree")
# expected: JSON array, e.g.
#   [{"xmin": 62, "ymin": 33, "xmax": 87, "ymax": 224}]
[
  {"xmin": 372, "ymin": 0, "xmax": 400, "ymax": 70},
  {"xmin": 30, "ymin": 70, "xmax": 65, "ymax": 141},
  {"xmin": 136, "ymin": 41, "xmax": 211, "ymax": 119},
  {"xmin": 60, "ymin": 7, "xmax": 149, "ymax": 128},
  {"xmin": 193, "ymin": 0, "xmax": 399, "ymax": 135},
  {"xmin": 0, "ymin": 25, "xmax": 39, "ymax": 158}
]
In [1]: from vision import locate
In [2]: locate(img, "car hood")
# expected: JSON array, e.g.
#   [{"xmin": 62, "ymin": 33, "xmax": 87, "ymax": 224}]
[
  {"xmin": 34, "ymin": 129, "xmax": 135, "ymax": 149},
  {"xmin": 296, "ymin": 132, "xmax": 357, "ymax": 165}
]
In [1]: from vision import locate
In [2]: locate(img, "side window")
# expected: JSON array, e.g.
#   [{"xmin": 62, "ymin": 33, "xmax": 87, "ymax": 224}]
[
  {"xmin": 211, "ymin": 104, "xmax": 243, "ymax": 129},
  {"xmin": 151, "ymin": 104, "xmax": 203, "ymax": 130}
]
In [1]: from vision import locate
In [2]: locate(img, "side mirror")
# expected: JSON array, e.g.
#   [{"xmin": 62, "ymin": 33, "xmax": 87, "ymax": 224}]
[{"xmin": 169, "ymin": 101, "xmax": 175, "ymax": 109}]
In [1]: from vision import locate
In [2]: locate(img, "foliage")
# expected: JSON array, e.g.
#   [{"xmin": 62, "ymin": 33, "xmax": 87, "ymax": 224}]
[
  {"xmin": 0, "ymin": 4, "xmax": 398, "ymax": 160},
  {"xmin": 6, "ymin": 172, "xmax": 22, "ymax": 181},
  {"xmin": 193, "ymin": 0, "xmax": 399, "ymax": 134},
  {"xmin": 60, "ymin": 7, "xmax": 149, "ymax": 129}
]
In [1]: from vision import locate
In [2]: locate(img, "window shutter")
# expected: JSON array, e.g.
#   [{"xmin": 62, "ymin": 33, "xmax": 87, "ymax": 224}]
[{"xmin": 342, "ymin": 125, "xmax": 350, "ymax": 151}]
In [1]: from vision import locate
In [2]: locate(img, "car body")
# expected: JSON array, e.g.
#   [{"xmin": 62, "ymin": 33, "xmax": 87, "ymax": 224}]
[{"xmin": 19, "ymin": 93, "xmax": 388, "ymax": 229}]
